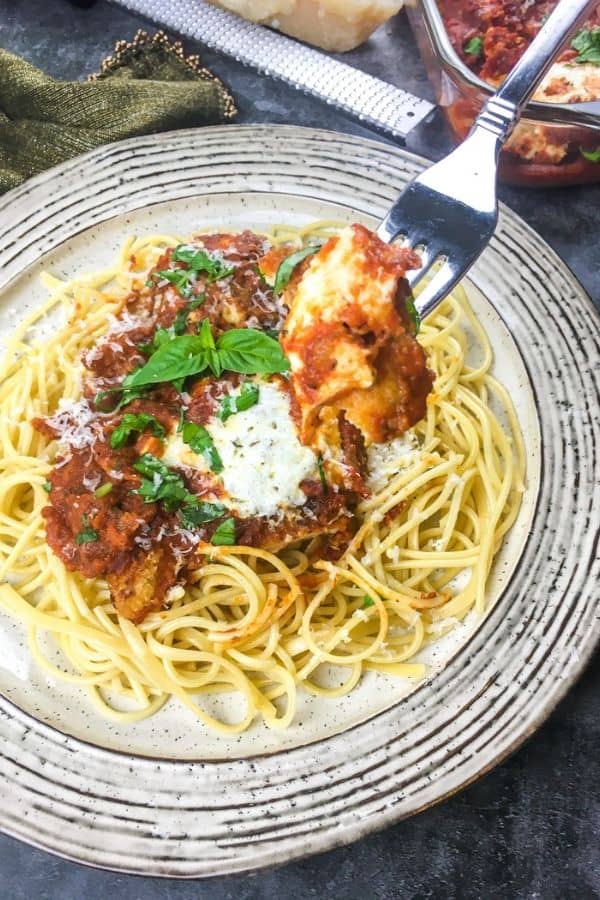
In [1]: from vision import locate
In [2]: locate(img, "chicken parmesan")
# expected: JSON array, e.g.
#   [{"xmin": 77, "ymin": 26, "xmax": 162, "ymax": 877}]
[
  {"xmin": 33, "ymin": 225, "xmax": 433, "ymax": 624},
  {"xmin": 0, "ymin": 220, "xmax": 525, "ymax": 733}
]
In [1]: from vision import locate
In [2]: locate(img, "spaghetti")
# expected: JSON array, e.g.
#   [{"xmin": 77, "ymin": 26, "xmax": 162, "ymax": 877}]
[{"xmin": 0, "ymin": 222, "xmax": 525, "ymax": 733}]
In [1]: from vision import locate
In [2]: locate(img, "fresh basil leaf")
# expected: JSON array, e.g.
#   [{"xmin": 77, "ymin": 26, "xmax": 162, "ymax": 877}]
[
  {"xmin": 179, "ymin": 500, "xmax": 227, "ymax": 529},
  {"xmin": 172, "ymin": 245, "xmax": 235, "ymax": 282},
  {"xmin": 76, "ymin": 514, "xmax": 98, "ymax": 545},
  {"xmin": 181, "ymin": 422, "xmax": 223, "ymax": 473},
  {"xmin": 110, "ymin": 413, "xmax": 166, "ymax": 449},
  {"xmin": 464, "ymin": 36, "xmax": 483, "ymax": 57},
  {"xmin": 210, "ymin": 517, "xmax": 236, "ymax": 546},
  {"xmin": 133, "ymin": 454, "xmax": 191, "ymax": 509},
  {"xmin": 581, "ymin": 146, "xmax": 600, "ymax": 163},
  {"xmin": 94, "ymin": 482, "xmax": 113, "ymax": 498},
  {"xmin": 177, "ymin": 407, "xmax": 186, "ymax": 433},
  {"xmin": 218, "ymin": 382, "xmax": 260, "ymax": 422},
  {"xmin": 216, "ymin": 328, "xmax": 290, "ymax": 374},
  {"xmin": 173, "ymin": 294, "xmax": 206, "ymax": 334},
  {"xmin": 42, "ymin": 480, "xmax": 52, "ymax": 493},
  {"xmin": 123, "ymin": 335, "xmax": 210, "ymax": 389},
  {"xmin": 406, "ymin": 294, "xmax": 421, "ymax": 335},
  {"xmin": 572, "ymin": 28, "xmax": 600, "ymax": 64},
  {"xmin": 363, "ymin": 594, "xmax": 375, "ymax": 609},
  {"xmin": 273, "ymin": 245, "xmax": 320, "ymax": 295}
]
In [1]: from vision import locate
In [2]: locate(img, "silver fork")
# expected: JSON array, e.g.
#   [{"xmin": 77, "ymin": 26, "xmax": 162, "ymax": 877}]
[{"xmin": 377, "ymin": 0, "xmax": 599, "ymax": 319}]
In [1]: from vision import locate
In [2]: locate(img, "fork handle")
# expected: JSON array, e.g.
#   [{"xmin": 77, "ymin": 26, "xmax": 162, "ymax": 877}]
[{"xmin": 475, "ymin": 0, "xmax": 598, "ymax": 144}]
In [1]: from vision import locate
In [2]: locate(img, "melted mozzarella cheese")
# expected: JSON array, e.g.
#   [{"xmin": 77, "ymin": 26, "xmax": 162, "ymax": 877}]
[{"xmin": 163, "ymin": 381, "xmax": 319, "ymax": 518}]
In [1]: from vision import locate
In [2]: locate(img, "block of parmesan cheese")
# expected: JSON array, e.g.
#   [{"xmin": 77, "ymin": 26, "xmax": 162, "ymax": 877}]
[{"xmin": 208, "ymin": 0, "xmax": 404, "ymax": 52}]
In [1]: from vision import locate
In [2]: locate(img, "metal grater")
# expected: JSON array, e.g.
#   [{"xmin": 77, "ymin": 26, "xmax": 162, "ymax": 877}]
[{"xmin": 109, "ymin": 0, "xmax": 434, "ymax": 139}]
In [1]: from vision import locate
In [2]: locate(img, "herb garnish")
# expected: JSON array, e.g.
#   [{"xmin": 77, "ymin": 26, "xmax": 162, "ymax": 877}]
[
  {"xmin": 138, "ymin": 296, "xmax": 207, "ymax": 357},
  {"xmin": 216, "ymin": 328, "xmax": 289, "ymax": 375},
  {"xmin": 76, "ymin": 514, "xmax": 98, "ymax": 545},
  {"xmin": 363, "ymin": 595, "xmax": 375, "ymax": 609},
  {"xmin": 148, "ymin": 245, "xmax": 234, "ymax": 299},
  {"xmin": 405, "ymin": 294, "xmax": 421, "ymax": 335},
  {"xmin": 172, "ymin": 245, "xmax": 235, "ymax": 282},
  {"xmin": 273, "ymin": 245, "xmax": 320, "ymax": 295},
  {"xmin": 95, "ymin": 385, "xmax": 148, "ymax": 412},
  {"xmin": 181, "ymin": 422, "xmax": 224, "ymax": 473},
  {"xmin": 179, "ymin": 501, "xmax": 227, "ymax": 529},
  {"xmin": 210, "ymin": 517, "xmax": 237, "ymax": 546},
  {"xmin": 571, "ymin": 28, "xmax": 600, "ymax": 64},
  {"xmin": 172, "ymin": 294, "xmax": 206, "ymax": 334},
  {"xmin": 42, "ymin": 481, "xmax": 52, "ymax": 493},
  {"xmin": 122, "ymin": 324, "xmax": 289, "ymax": 390},
  {"xmin": 581, "ymin": 146, "xmax": 600, "ymax": 163},
  {"xmin": 133, "ymin": 454, "xmax": 191, "ymax": 509},
  {"xmin": 218, "ymin": 382, "xmax": 260, "ymax": 422},
  {"xmin": 464, "ymin": 36, "xmax": 483, "ymax": 57},
  {"xmin": 132, "ymin": 454, "xmax": 227, "ymax": 528},
  {"xmin": 94, "ymin": 482, "xmax": 113, "ymax": 498},
  {"xmin": 110, "ymin": 413, "xmax": 166, "ymax": 449}
]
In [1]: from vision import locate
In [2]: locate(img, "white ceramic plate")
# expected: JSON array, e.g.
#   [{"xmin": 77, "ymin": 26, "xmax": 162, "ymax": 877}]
[{"xmin": 0, "ymin": 126, "xmax": 598, "ymax": 877}]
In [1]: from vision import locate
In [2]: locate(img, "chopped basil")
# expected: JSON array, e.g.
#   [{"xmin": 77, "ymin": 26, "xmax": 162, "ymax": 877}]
[
  {"xmin": 94, "ymin": 482, "xmax": 113, "ymax": 498},
  {"xmin": 179, "ymin": 501, "xmax": 227, "ymax": 529},
  {"xmin": 210, "ymin": 517, "xmax": 237, "ymax": 546},
  {"xmin": 406, "ymin": 294, "xmax": 421, "ymax": 335},
  {"xmin": 153, "ymin": 268, "xmax": 195, "ymax": 299},
  {"xmin": 133, "ymin": 454, "xmax": 225, "ymax": 529},
  {"xmin": 148, "ymin": 245, "xmax": 234, "ymax": 299},
  {"xmin": 171, "ymin": 245, "xmax": 235, "ymax": 282},
  {"xmin": 110, "ymin": 413, "xmax": 166, "ymax": 449},
  {"xmin": 177, "ymin": 407, "xmax": 186, "ymax": 433},
  {"xmin": 317, "ymin": 455, "xmax": 328, "ymax": 491},
  {"xmin": 123, "ymin": 325, "xmax": 289, "ymax": 390},
  {"xmin": 571, "ymin": 28, "xmax": 600, "ymax": 64},
  {"xmin": 96, "ymin": 385, "xmax": 148, "ymax": 412},
  {"xmin": 133, "ymin": 454, "xmax": 191, "ymax": 509},
  {"xmin": 464, "ymin": 36, "xmax": 483, "ymax": 57},
  {"xmin": 273, "ymin": 245, "xmax": 320, "ymax": 295},
  {"xmin": 581, "ymin": 146, "xmax": 600, "ymax": 163},
  {"xmin": 218, "ymin": 382, "xmax": 260, "ymax": 422},
  {"xmin": 42, "ymin": 481, "xmax": 52, "ymax": 493},
  {"xmin": 363, "ymin": 595, "xmax": 375, "ymax": 609},
  {"xmin": 181, "ymin": 422, "xmax": 223, "ymax": 474},
  {"xmin": 172, "ymin": 294, "xmax": 206, "ymax": 334},
  {"xmin": 76, "ymin": 514, "xmax": 98, "ymax": 545}
]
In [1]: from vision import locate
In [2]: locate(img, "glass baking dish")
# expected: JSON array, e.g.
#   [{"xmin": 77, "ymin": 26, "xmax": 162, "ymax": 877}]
[{"xmin": 405, "ymin": 0, "xmax": 600, "ymax": 186}]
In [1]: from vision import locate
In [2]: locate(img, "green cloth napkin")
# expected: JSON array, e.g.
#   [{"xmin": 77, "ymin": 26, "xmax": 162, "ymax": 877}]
[{"xmin": 0, "ymin": 30, "xmax": 237, "ymax": 194}]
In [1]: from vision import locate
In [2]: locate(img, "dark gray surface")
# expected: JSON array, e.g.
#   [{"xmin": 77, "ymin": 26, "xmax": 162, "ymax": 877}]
[{"xmin": 0, "ymin": 1, "xmax": 598, "ymax": 897}]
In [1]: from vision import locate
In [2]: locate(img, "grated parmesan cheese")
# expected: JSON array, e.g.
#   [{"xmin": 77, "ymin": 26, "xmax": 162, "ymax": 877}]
[{"xmin": 367, "ymin": 432, "xmax": 421, "ymax": 492}]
